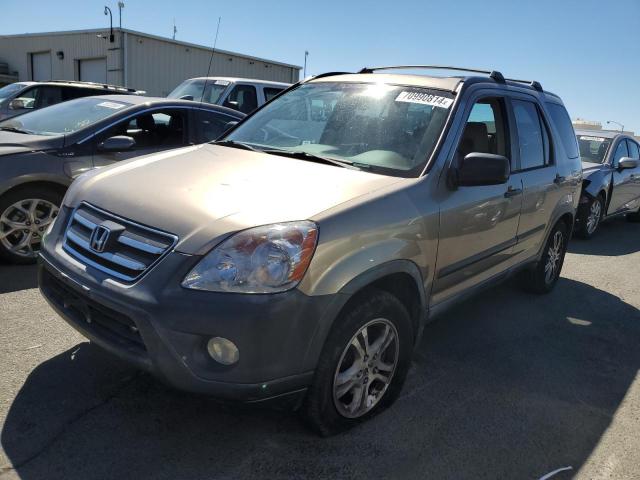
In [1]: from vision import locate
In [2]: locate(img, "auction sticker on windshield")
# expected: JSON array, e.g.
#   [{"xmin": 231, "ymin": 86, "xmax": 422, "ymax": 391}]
[
  {"xmin": 97, "ymin": 101, "xmax": 127, "ymax": 110},
  {"xmin": 579, "ymin": 136, "xmax": 607, "ymax": 142},
  {"xmin": 395, "ymin": 91, "xmax": 453, "ymax": 108}
]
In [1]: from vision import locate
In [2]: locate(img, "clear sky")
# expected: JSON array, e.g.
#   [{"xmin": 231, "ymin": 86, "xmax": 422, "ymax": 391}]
[{"xmin": 1, "ymin": 0, "xmax": 639, "ymax": 133}]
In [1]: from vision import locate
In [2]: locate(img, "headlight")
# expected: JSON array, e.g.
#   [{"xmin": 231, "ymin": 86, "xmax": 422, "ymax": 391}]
[{"xmin": 182, "ymin": 221, "xmax": 318, "ymax": 293}]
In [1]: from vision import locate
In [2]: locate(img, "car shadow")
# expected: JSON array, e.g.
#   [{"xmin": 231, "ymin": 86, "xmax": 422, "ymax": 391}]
[
  {"xmin": 0, "ymin": 264, "xmax": 38, "ymax": 294},
  {"xmin": 568, "ymin": 217, "xmax": 640, "ymax": 256},
  {"xmin": 2, "ymin": 277, "xmax": 639, "ymax": 479}
]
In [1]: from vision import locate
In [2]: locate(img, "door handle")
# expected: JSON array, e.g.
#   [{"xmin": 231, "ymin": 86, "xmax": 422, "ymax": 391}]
[
  {"xmin": 504, "ymin": 186, "xmax": 522, "ymax": 198},
  {"xmin": 554, "ymin": 174, "xmax": 566, "ymax": 185}
]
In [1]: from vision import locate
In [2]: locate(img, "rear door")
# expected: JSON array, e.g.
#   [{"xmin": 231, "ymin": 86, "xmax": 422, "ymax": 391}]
[{"xmin": 507, "ymin": 95, "xmax": 561, "ymax": 256}]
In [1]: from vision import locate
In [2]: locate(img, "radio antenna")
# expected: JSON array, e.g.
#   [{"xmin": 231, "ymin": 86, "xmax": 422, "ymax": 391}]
[{"xmin": 200, "ymin": 16, "xmax": 222, "ymax": 106}]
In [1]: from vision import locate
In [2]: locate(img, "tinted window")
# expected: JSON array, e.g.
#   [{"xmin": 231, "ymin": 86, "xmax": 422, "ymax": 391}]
[
  {"xmin": 626, "ymin": 140, "xmax": 639, "ymax": 160},
  {"xmin": 264, "ymin": 87, "xmax": 284, "ymax": 102},
  {"xmin": 196, "ymin": 110, "xmax": 237, "ymax": 142},
  {"xmin": 97, "ymin": 109, "xmax": 187, "ymax": 149},
  {"xmin": 612, "ymin": 141, "xmax": 629, "ymax": 165},
  {"xmin": 512, "ymin": 99, "xmax": 547, "ymax": 170},
  {"xmin": 458, "ymin": 97, "xmax": 509, "ymax": 159},
  {"xmin": 34, "ymin": 86, "xmax": 63, "ymax": 108},
  {"xmin": 224, "ymin": 85, "xmax": 258, "ymax": 114},
  {"xmin": 546, "ymin": 103, "xmax": 579, "ymax": 159}
]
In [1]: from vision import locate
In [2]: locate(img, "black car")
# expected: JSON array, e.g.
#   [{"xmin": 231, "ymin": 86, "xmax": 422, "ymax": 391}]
[
  {"xmin": 575, "ymin": 129, "xmax": 640, "ymax": 238},
  {"xmin": 0, "ymin": 95, "xmax": 244, "ymax": 263},
  {"xmin": 0, "ymin": 80, "xmax": 145, "ymax": 121}
]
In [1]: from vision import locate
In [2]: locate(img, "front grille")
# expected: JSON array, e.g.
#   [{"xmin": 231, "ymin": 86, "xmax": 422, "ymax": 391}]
[
  {"xmin": 62, "ymin": 203, "xmax": 177, "ymax": 282},
  {"xmin": 42, "ymin": 267, "xmax": 146, "ymax": 352}
]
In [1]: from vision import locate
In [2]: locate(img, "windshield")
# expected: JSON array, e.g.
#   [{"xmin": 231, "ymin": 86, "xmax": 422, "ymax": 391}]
[
  {"xmin": 168, "ymin": 79, "xmax": 229, "ymax": 104},
  {"xmin": 577, "ymin": 135, "xmax": 612, "ymax": 164},
  {"xmin": 0, "ymin": 97, "xmax": 132, "ymax": 136},
  {"xmin": 224, "ymin": 82, "xmax": 453, "ymax": 177},
  {"xmin": 0, "ymin": 83, "xmax": 26, "ymax": 103}
]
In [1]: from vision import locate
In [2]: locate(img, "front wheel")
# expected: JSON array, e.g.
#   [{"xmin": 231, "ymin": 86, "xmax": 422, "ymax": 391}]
[
  {"xmin": 520, "ymin": 221, "xmax": 569, "ymax": 294},
  {"xmin": 576, "ymin": 195, "xmax": 603, "ymax": 239},
  {"xmin": 302, "ymin": 289, "xmax": 413, "ymax": 436}
]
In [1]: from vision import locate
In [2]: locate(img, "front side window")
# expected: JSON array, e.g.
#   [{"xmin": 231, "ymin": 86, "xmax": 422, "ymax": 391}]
[
  {"xmin": 196, "ymin": 110, "xmax": 237, "ymax": 142},
  {"xmin": 0, "ymin": 97, "xmax": 132, "ymax": 135},
  {"xmin": 223, "ymin": 85, "xmax": 258, "ymax": 114},
  {"xmin": 612, "ymin": 140, "xmax": 629, "ymax": 166},
  {"xmin": 264, "ymin": 87, "xmax": 285, "ymax": 102},
  {"xmin": 512, "ymin": 99, "xmax": 549, "ymax": 170},
  {"xmin": 34, "ymin": 86, "xmax": 63, "ymax": 108},
  {"xmin": 97, "ymin": 109, "xmax": 187, "ymax": 149},
  {"xmin": 225, "ymin": 82, "xmax": 454, "ymax": 177},
  {"xmin": 626, "ymin": 140, "xmax": 639, "ymax": 160},
  {"xmin": 11, "ymin": 87, "xmax": 37, "ymax": 110},
  {"xmin": 457, "ymin": 97, "xmax": 509, "ymax": 160},
  {"xmin": 577, "ymin": 135, "xmax": 611, "ymax": 164}
]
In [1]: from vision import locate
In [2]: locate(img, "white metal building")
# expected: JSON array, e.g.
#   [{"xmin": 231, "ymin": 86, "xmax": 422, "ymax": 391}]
[{"xmin": 0, "ymin": 28, "xmax": 301, "ymax": 95}]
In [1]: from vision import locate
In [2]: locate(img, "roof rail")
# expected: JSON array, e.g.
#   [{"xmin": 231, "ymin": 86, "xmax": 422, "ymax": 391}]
[
  {"xmin": 45, "ymin": 79, "xmax": 144, "ymax": 94},
  {"xmin": 358, "ymin": 65, "xmax": 545, "ymax": 92}
]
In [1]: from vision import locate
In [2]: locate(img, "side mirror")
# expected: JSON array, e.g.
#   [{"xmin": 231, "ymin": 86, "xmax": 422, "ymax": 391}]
[
  {"xmin": 618, "ymin": 157, "xmax": 638, "ymax": 170},
  {"xmin": 453, "ymin": 152, "xmax": 510, "ymax": 187},
  {"xmin": 224, "ymin": 100, "xmax": 239, "ymax": 110},
  {"xmin": 98, "ymin": 135, "xmax": 136, "ymax": 152},
  {"xmin": 9, "ymin": 99, "xmax": 27, "ymax": 110},
  {"xmin": 179, "ymin": 95, "xmax": 194, "ymax": 101}
]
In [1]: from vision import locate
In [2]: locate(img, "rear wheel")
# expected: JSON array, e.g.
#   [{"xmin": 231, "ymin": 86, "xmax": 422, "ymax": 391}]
[
  {"xmin": 303, "ymin": 289, "xmax": 413, "ymax": 436},
  {"xmin": 576, "ymin": 194, "xmax": 604, "ymax": 239},
  {"xmin": 520, "ymin": 221, "xmax": 569, "ymax": 294},
  {"xmin": 0, "ymin": 187, "xmax": 62, "ymax": 264}
]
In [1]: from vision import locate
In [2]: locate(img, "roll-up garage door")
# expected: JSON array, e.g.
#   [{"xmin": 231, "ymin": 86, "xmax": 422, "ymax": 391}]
[
  {"xmin": 79, "ymin": 58, "xmax": 107, "ymax": 84},
  {"xmin": 31, "ymin": 52, "xmax": 52, "ymax": 81}
]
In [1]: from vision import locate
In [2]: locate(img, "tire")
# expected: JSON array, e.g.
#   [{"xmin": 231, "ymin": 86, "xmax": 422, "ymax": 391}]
[
  {"xmin": 302, "ymin": 289, "xmax": 413, "ymax": 436},
  {"xmin": 0, "ymin": 186, "xmax": 63, "ymax": 264},
  {"xmin": 520, "ymin": 220, "xmax": 569, "ymax": 294},
  {"xmin": 575, "ymin": 194, "xmax": 604, "ymax": 239}
]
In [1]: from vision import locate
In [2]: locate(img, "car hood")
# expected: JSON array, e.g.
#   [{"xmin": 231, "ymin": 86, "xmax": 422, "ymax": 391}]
[
  {"xmin": 65, "ymin": 144, "xmax": 404, "ymax": 254},
  {"xmin": 581, "ymin": 161, "xmax": 604, "ymax": 174},
  {"xmin": 0, "ymin": 131, "xmax": 64, "ymax": 156}
]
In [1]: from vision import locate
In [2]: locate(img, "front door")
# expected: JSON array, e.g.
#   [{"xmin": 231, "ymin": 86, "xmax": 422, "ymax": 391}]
[
  {"xmin": 432, "ymin": 95, "xmax": 522, "ymax": 305},
  {"xmin": 608, "ymin": 139, "xmax": 636, "ymax": 214}
]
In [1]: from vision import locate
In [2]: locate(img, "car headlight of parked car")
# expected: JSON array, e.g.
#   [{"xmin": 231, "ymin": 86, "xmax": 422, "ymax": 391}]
[{"xmin": 182, "ymin": 221, "xmax": 318, "ymax": 293}]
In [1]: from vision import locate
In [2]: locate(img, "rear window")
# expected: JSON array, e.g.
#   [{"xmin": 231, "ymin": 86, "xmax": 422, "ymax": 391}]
[{"xmin": 546, "ymin": 103, "xmax": 579, "ymax": 159}]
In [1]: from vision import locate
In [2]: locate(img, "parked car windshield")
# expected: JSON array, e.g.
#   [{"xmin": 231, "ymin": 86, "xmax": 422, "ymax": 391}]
[
  {"xmin": 224, "ymin": 81, "xmax": 454, "ymax": 177},
  {"xmin": 0, "ymin": 83, "xmax": 25, "ymax": 103},
  {"xmin": 168, "ymin": 79, "xmax": 228, "ymax": 104},
  {"xmin": 0, "ymin": 97, "xmax": 132, "ymax": 136},
  {"xmin": 577, "ymin": 134, "xmax": 612, "ymax": 164}
]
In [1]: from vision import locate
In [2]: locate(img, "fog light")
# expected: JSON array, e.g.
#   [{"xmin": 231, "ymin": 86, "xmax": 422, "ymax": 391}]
[{"xmin": 206, "ymin": 337, "xmax": 239, "ymax": 365}]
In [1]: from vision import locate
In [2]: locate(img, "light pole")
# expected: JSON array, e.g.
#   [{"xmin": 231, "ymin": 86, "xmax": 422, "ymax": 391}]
[
  {"xmin": 104, "ymin": 6, "xmax": 114, "ymax": 42},
  {"xmin": 118, "ymin": 2, "xmax": 124, "ymax": 29},
  {"xmin": 606, "ymin": 120, "xmax": 624, "ymax": 133},
  {"xmin": 303, "ymin": 50, "xmax": 309, "ymax": 78}
]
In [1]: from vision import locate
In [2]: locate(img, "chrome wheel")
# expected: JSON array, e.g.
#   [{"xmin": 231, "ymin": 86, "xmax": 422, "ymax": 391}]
[
  {"xmin": 0, "ymin": 198, "xmax": 59, "ymax": 258},
  {"xmin": 332, "ymin": 318, "xmax": 399, "ymax": 419},
  {"xmin": 544, "ymin": 230, "xmax": 564, "ymax": 284},
  {"xmin": 586, "ymin": 199, "xmax": 602, "ymax": 235}
]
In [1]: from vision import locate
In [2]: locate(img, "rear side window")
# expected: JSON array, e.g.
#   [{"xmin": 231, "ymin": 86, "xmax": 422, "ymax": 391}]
[
  {"xmin": 512, "ymin": 99, "xmax": 549, "ymax": 170},
  {"xmin": 626, "ymin": 140, "xmax": 639, "ymax": 159},
  {"xmin": 546, "ymin": 103, "xmax": 579, "ymax": 159},
  {"xmin": 264, "ymin": 87, "xmax": 284, "ymax": 102}
]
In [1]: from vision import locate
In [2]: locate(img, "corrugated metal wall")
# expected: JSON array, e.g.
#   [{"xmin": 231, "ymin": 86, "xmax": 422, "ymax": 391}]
[
  {"xmin": 0, "ymin": 29, "xmax": 299, "ymax": 96},
  {"xmin": 125, "ymin": 32, "xmax": 298, "ymax": 96},
  {"xmin": 0, "ymin": 31, "xmax": 121, "ymax": 85}
]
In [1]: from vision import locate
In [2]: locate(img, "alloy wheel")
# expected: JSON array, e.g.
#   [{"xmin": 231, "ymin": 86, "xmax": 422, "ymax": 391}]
[
  {"xmin": 0, "ymin": 198, "xmax": 59, "ymax": 258},
  {"xmin": 544, "ymin": 230, "xmax": 564, "ymax": 284},
  {"xmin": 586, "ymin": 199, "xmax": 602, "ymax": 235},
  {"xmin": 332, "ymin": 318, "xmax": 399, "ymax": 419}
]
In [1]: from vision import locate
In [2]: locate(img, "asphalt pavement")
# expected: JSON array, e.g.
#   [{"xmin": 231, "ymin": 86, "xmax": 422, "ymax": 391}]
[{"xmin": 1, "ymin": 218, "xmax": 639, "ymax": 479}]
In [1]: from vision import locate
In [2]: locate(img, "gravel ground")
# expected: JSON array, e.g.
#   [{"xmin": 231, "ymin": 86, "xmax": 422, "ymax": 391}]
[{"xmin": 1, "ymin": 218, "xmax": 639, "ymax": 480}]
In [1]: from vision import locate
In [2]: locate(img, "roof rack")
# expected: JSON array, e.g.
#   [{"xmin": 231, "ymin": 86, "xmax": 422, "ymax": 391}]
[
  {"xmin": 358, "ymin": 65, "xmax": 543, "ymax": 91},
  {"xmin": 46, "ymin": 80, "xmax": 145, "ymax": 94}
]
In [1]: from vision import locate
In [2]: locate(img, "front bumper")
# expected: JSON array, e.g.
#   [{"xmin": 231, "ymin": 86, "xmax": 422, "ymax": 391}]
[{"xmin": 38, "ymin": 213, "xmax": 343, "ymax": 404}]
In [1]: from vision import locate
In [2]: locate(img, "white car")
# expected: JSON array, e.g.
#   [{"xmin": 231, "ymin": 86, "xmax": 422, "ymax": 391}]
[{"xmin": 167, "ymin": 77, "xmax": 290, "ymax": 114}]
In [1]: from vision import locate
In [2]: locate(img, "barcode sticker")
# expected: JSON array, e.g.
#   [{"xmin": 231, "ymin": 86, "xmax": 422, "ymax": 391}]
[{"xmin": 395, "ymin": 91, "xmax": 453, "ymax": 108}]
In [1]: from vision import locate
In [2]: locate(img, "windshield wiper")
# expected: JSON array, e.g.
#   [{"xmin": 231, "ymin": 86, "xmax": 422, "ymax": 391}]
[
  {"xmin": 212, "ymin": 140, "xmax": 260, "ymax": 152},
  {"xmin": 0, "ymin": 126, "xmax": 32, "ymax": 135},
  {"xmin": 261, "ymin": 149, "xmax": 362, "ymax": 170}
]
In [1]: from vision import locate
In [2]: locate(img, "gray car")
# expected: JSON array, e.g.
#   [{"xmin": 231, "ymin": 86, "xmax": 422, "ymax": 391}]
[
  {"xmin": 38, "ymin": 66, "xmax": 582, "ymax": 435},
  {"xmin": 574, "ymin": 130, "xmax": 640, "ymax": 238},
  {"xmin": 0, "ymin": 95, "xmax": 243, "ymax": 263}
]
